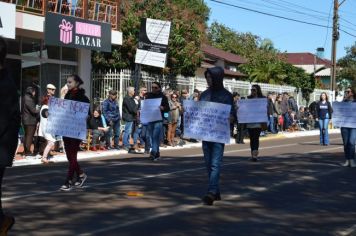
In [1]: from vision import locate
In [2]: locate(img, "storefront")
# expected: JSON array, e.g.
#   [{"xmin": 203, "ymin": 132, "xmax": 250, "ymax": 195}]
[{"xmin": 1, "ymin": 1, "xmax": 122, "ymax": 100}]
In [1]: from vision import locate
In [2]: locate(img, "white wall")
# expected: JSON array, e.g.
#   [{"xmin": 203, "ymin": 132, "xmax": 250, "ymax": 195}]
[{"xmin": 78, "ymin": 49, "xmax": 92, "ymax": 99}]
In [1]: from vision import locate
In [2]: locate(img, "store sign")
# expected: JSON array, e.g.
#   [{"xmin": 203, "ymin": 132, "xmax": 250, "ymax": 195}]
[
  {"xmin": 0, "ymin": 2, "xmax": 16, "ymax": 39},
  {"xmin": 135, "ymin": 18, "xmax": 171, "ymax": 68},
  {"xmin": 45, "ymin": 12, "xmax": 111, "ymax": 52}
]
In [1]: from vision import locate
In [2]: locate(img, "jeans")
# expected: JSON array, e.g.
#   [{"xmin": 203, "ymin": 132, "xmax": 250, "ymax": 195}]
[
  {"xmin": 202, "ymin": 141, "xmax": 225, "ymax": 195},
  {"xmin": 147, "ymin": 121, "xmax": 163, "ymax": 154},
  {"xmin": 248, "ymin": 128, "xmax": 261, "ymax": 152},
  {"xmin": 341, "ymin": 127, "xmax": 356, "ymax": 160},
  {"xmin": 106, "ymin": 120, "xmax": 121, "ymax": 148},
  {"xmin": 142, "ymin": 125, "xmax": 151, "ymax": 151},
  {"xmin": 133, "ymin": 124, "xmax": 144, "ymax": 145},
  {"xmin": 268, "ymin": 115, "xmax": 276, "ymax": 133},
  {"xmin": 123, "ymin": 121, "xmax": 134, "ymax": 148},
  {"xmin": 318, "ymin": 117, "xmax": 330, "ymax": 145},
  {"xmin": 92, "ymin": 129, "xmax": 105, "ymax": 147}
]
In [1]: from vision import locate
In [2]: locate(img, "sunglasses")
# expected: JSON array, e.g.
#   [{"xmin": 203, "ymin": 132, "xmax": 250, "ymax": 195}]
[
  {"xmin": 172, "ymin": 96, "xmax": 177, "ymax": 98},
  {"xmin": 48, "ymin": 88, "xmax": 56, "ymax": 91},
  {"xmin": 152, "ymin": 86, "xmax": 159, "ymax": 89},
  {"xmin": 346, "ymin": 90, "xmax": 352, "ymax": 93}
]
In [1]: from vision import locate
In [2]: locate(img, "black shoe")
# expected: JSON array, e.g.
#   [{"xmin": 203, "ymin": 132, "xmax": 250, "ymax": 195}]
[
  {"xmin": 202, "ymin": 193, "xmax": 215, "ymax": 206},
  {"xmin": 144, "ymin": 150, "xmax": 150, "ymax": 155},
  {"xmin": 60, "ymin": 180, "xmax": 73, "ymax": 191},
  {"xmin": 74, "ymin": 173, "xmax": 87, "ymax": 187},
  {"xmin": 250, "ymin": 157, "xmax": 258, "ymax": 162},
  {"xmin": 215, "ymin": 193, "xmax": 221, "ymax": 201}
]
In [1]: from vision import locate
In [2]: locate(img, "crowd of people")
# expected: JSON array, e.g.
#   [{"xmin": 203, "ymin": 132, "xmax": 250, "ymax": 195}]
[{"xmin": 1, "ymin": 34, "xmax": 356, "ymax": 234}]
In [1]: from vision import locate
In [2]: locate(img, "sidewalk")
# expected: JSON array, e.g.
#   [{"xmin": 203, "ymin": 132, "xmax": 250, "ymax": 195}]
[{"xmin": 13, "ymin": 129, "xmax": 340, "ymax": 167}]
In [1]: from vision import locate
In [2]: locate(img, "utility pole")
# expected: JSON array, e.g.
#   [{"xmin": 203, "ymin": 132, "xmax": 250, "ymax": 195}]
[{"xmin": 330, "ymin": 0, "xmax": 346, "ymax": 100}]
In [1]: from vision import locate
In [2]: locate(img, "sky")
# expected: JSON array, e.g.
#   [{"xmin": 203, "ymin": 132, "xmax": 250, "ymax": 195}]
[{"xmin": 206, "ymin": 0, "xmax": 356, "ymax": 60}]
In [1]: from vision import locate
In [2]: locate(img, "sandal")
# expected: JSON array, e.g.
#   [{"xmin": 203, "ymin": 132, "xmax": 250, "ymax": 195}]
[{"xmin": 41, "ymin": 159, "xmax": 49, "ymax": 164}]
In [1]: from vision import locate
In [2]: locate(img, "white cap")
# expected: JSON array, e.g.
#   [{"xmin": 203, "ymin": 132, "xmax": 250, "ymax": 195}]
[{"xmin": 46, "ymin": 84, "xmax": 56, "ymax": 90}]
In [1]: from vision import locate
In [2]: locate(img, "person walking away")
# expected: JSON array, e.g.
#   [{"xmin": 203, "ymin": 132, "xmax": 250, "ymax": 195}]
[
  {"xmin": 315, "ymin": 92, "xmax": 333, "ymax": 146},
  {"xmin": 246, "ymin": 85, "xmax": 267, "ymax": 162},
  {"xmin": 146, "ymin": 82, "xmax": 170, "ymax": 161},
  {"xmin": 102, "ymin": 90, "xmax": 121, "ymax": 150},
  {"xmin": 122, "ymin": 87, "xmax": 137, "ymax": 152},
  {"xmin": 38, "ymin": 96, "xmax": 57, "ymax": 163},
  {"xmin": 267, "ymin": 92, "xmax": 277, "ymax": 134},
  {"xmin": 22, "ymin": 86, "xmax": 39, "ymax": 157},
  {"xmin": 200, "ymin": 66, "xmax": 233, "ymax": 205},
  {"xmin": 0, "ymin": 36, "xmax": 21, "ymax": 234},
  {"xmin": 340, "ymin": 87, "xmax": 356, "ymax": 167},
  {"xmin": 60, "ymin": 75, "xmax": 90, "ymax": 191}
]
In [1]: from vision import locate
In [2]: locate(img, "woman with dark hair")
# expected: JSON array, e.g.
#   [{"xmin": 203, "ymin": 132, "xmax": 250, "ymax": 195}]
[
  {"xmin": 88, "ymin": 108, "xmax": 109, "ymax": 151},
  {"xmin": 341, "ymin": 87, "xmax": 356, "ymax": 167},
  {"xmin": 60, "ymin": 74, "xmax": 90, "ymax": 191},
  {"xmin": 315, "ymin": 92, "xmax": 333, "ymax": 145},
  {"xmin": 246, "ymin": 84, "xmax": 266, "ymax": 161},
  {"xmin": 21, "ymin": 86, "xmax": 39, "ymax": 156}
]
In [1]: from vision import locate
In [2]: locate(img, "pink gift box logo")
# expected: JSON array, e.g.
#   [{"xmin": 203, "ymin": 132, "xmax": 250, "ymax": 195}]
[{"xmin": 59, "ymin": 19, "xmax": 73, "ymax": 44}]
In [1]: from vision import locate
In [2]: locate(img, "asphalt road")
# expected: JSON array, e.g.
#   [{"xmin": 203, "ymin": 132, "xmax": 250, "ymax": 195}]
[{"xmin": 3, "ymin": 133, "xmax": 356, "ymax": 236}]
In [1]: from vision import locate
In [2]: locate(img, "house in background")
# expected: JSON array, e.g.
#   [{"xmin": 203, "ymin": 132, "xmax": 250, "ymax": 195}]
[
  {"xmin": 279, "ymin": 52, "xmax": 332, "ymax": 89},
  {"xmin": 197, "ymin": 44, "xmax": 247, "ymax": 80}
]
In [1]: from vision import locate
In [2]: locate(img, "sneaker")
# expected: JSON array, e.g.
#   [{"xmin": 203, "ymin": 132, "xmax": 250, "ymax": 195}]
[
  {"xmin": 74, "ymin": 173, "xmax": 87, "ymax": 187},
  {"xmin": 350, "ymin": 159, "xmax": 356, "ymax": 168},
  {"xmin": 0, "ymin": 215, "xmax": 15, "ymax": 235},
  {"xmin": 202, "ymin": 193, "xmax": 215, "ymax": 206},
  {"xmin": 342, "ymin": 160, "xmax": 350, "ymax": 167},
  {"xmin": 60, "ymin": 180, "xmax": 73, "ymax": 191}
]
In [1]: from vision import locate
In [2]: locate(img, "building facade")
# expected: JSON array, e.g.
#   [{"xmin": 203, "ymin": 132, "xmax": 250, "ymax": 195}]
[{"xmin": 0, "ymin": 0, "xmax": 122, "ymax": 100}]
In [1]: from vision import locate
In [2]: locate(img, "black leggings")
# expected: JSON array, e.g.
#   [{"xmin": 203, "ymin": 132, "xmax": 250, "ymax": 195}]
[
  {"xmin": 24, "ymin": 125, "xmax": 36, "ymax": 155},
  {"xmin": 248, "ymin": 128, "xmax": 261, "ymax": 151}
]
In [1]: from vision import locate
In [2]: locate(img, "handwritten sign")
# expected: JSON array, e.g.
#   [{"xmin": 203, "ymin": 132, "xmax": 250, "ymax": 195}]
[
  {"xmin": 183, "ymin": 100, "xmax": 231, "ymax": 144},
  {"xmin": 140, "ymin": 98, "xmax": 162, "ymax": 124},
  {"xmin": 47, "ymin": 97, "xmax": 90, "ymax": 140},
  {"xmin": 332, "ymin": 102, "xmax": 356, "ymax": 128},
  {"xmin": 237, "ymin": 98, "xmax": 268, "ymax": 123}
]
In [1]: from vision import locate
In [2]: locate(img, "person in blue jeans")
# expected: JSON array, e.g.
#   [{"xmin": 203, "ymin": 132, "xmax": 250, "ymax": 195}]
[
  {"xmin": 340, "ymin": 87, "xmax": 356, "ymax": 167},
  {"xmin": 315, "ymin": 92, "xmax": 333, "ymax": 146},
  {"xmin": 122, "ymin": 87, "xmax": 137, "ymax": 151},
  {"xmin": 200, "ymin": 66, "xmax": 233, "ymax": 205},
  {"xmin": 102, "ymin": 90, "xmax": 121, "ymax": 149},
  {"xmin": 146, "ymin": 82, "xmax": 170, "ymax": 161}
]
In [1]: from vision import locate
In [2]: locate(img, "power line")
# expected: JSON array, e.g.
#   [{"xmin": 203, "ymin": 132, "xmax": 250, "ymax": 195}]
[
  {"xmin": 323, "ymin": 0, "xmax": 333, "ymax": 49},
  {"xmin": 210, "ymin": 0, "xmax": 331, "ymax": 29}
]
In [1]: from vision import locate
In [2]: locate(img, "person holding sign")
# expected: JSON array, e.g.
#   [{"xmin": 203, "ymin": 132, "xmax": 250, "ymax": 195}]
[
  {"xmin": 246, "ymin": 85, "xmax": 267, "ymax": 162},
  {"xmin": 340, "ymin": 87, "xmax": 356, "ymax": 167},
  {"xmin": 315, "ymin": 92, "xmax": 333, "ymax": 146},
  {"xmin": 60, "ymin": 75, "xmax": 90, "ymax": 191},
  {"xmin": 199, "ymin": 66, "xmax": 233, "ymax": 206},
  {"xmin": 146, "ymin": 82, "xmax": 170, "ymax": 161},
  {"xmin": 0, "ymin": 36, "xmax": 20, "ymax": 235}
]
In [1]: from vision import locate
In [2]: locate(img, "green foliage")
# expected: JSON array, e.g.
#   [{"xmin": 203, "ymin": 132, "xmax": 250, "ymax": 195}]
[
  {"xmin": 337, "ymin": 43, "xmax": 356, "ymax": 88},
  {"xmin": 92, "ymin": 0, "xmax": 209, "ymax": 76}
]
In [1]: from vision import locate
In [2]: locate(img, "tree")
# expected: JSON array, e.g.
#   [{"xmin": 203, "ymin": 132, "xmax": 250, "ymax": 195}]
[
  {"xmin": 337, "ymin": 43, "xmax": 356, "ymax": 89},
  {"xmin": 92, "ymin": 0, "xmax": 209, "ymax": 77}
]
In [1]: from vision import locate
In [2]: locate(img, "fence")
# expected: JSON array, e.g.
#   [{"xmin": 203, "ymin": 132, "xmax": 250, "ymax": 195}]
[{"xmin": 92, "ymin": 69, "xmax": 330, "ymax": 108}]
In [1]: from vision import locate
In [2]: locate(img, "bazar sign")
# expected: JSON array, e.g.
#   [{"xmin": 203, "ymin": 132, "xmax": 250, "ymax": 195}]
[
  {"xmin": 45, "ymin": 12, "xmax": 111, "ymax": 52},
  {"xmin": 0, "ymin": 2, "xmax": 16, "ymax": 39}
]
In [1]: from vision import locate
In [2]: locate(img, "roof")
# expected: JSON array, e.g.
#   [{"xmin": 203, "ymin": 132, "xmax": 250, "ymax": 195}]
[
  {"xmin": 315, "ymin": 68, "xmax": 331, "ymax": 77},
  {"xmin": 202, "ymin": 44, "xmax": 247, "ymax": 64},
  {"xmin": 278, "ymin": 53, "xmax": 332, "ymax": 67},
  {"xmin": 201, "ymin": 61, "xmax": 247, "ymax": 77}
]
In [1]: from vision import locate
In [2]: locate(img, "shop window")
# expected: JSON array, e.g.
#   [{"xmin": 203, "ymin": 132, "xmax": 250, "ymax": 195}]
[
  {"xmin": 62, "ymin": 47, "xmax": 77, "ymax": 61},
  {"xmin": 5, "ymin": 37, "xmax": 20, "ymax": 55},
  {"xmin": 21, "ymin": 37, "xmax": 41, "ymax": 58},
  {"xmin": 42, "ymin": 44, "xmax": 60, "ymax": 60},
  {"xmin": 41, "ymin": 63, "xmax": 60, "ymax": 98}
]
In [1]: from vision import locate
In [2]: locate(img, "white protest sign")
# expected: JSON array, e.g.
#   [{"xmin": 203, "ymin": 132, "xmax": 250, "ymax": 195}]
[
  {"xmin": 183, "ymin": 100, "xmax": 231, "ymax": 144},
  {"xmin": 47, "ymin": 97, "xmax": 90, "ymax": 140},
  {"xmin": 332, "ymin": 102, "xmax": 356, "ymax": 128},
  {"xmin": 140, "ymin": 98, "xmax": 162, "ymax": 124},
  {"xmin": 237, "ymin": 98, "xmax": 268, "ymax": 123}
]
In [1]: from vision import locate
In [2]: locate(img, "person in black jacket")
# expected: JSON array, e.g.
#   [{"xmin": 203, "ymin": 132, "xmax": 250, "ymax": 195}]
[
  {"xmin": 0, "ymin": 36, "xmax": 20, "ymax": 235},
  {"xmin": 60, "ymin": 74, "xmax": 90, "ymax": 191},
  {"xmin": 21, "ymin": 86, "xmax": 39, "ymax": 156},
  {"xmin": 315, "ymin": 92, "xmax": 333, "ymax": 146},
  {"xmin": 88, "ymin": 109, "xmax": 108, "ymax": 151},
  {"xmin": 122, "ymin": 86, "xmax": 137, "ymax": 151},
  {"xmin": 146, "ymin": 82, "xmax": 170, "ymax": 161}
]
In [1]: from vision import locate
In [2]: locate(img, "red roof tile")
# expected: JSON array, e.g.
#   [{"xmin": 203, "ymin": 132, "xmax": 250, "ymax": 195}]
[
  {"xmin": 202, "ymin": 44, "xmax": 247, "ymax": 64},
  {"xmin": 279, "ymin": 53, "xmax": 332, "ymax": 67}
]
